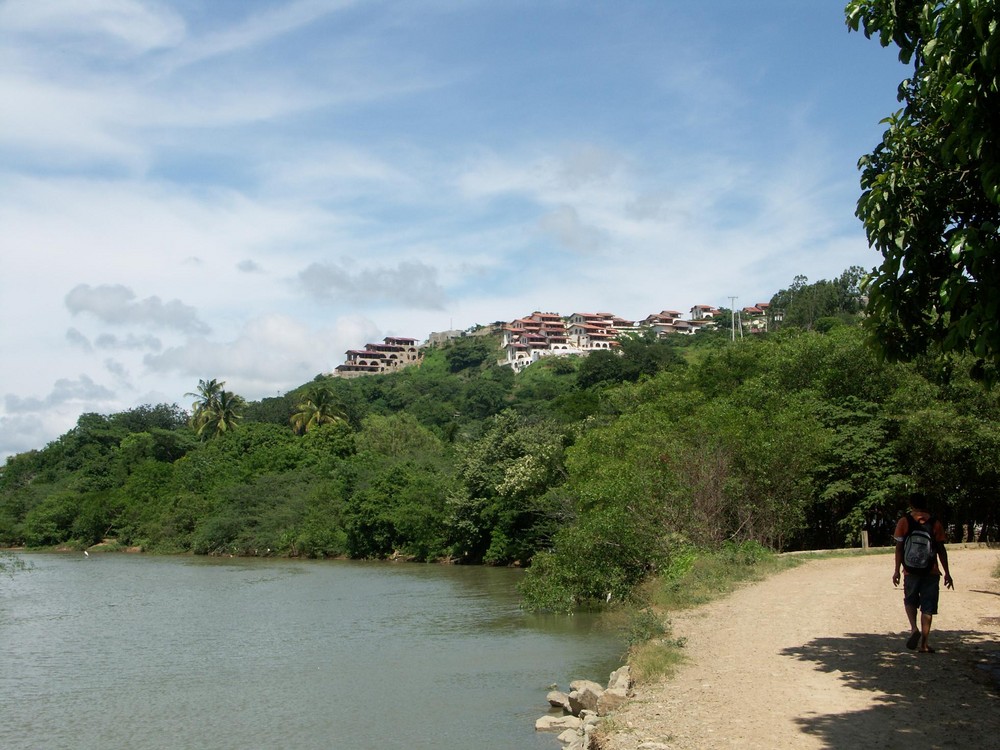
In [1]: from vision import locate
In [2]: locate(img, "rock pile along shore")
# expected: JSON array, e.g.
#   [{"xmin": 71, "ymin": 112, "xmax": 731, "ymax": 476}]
[{"xmin": 535, "ymin": 666, "xmax": 632, "ymax": 750}]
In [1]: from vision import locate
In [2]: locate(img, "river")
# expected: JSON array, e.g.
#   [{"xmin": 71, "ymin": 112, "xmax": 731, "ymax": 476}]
[{"xmin": 0, "ymin": 553, "xmax": 624, "ymax": 750}]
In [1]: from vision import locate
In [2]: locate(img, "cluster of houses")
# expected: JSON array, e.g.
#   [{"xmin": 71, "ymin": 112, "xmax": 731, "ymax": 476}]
[
  {"xmin": 499, "ymin": 305, "xmax": 730, "ymax": 373},
  {"xmin": 332, "ymin": 303, "xmax": 774, "ymax": 377}
]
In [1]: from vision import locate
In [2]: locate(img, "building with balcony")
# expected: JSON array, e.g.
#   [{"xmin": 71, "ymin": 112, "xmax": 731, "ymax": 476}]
[{"xmin": 334, "ymin": 337, "xmax": 423, "ymax": 378}]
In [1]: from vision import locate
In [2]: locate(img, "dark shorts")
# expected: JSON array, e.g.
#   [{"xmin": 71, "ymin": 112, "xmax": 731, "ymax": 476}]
[{"xmin": 903, "ymin": 574, "xmax": 940, "ymax": 615}]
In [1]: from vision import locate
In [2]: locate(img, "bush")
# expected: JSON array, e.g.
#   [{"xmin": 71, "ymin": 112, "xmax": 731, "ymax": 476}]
[
  {"xmin": 22, "ymin": 491, "xmax": 79, "ymax": 547},
  {"xmin": 624, "ymin": 607, "xmax": 668, "ymax": 646},
  {"xmin": 519, "ymin": 504, "xmax": 670, "ymax": 611},
  {"xmin": 190, "ymin": 514, "xmax": 243, "ymax": 555}
]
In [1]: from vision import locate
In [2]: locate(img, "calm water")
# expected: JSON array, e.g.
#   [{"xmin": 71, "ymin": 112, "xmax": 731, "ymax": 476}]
[{"xmin": 0, "ymin": 554, "xmax": 623, "ymax": 750}]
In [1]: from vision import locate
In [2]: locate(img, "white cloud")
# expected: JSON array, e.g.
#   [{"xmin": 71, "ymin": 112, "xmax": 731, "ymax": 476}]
[
  {"xmin": 142, "ymin": 313, "xmax": 382, "ymax": 399},
  {"xmin": 257, "ymin": 143, "xmax": 416, "ymax": 202},
  {"xmin": 0, "ymin": 0, "xmax": 186, "ymax": 53},
  {"xmin": 66, "ymin": 327, "xmax": 94, "ymax": 353},
  {"xmin": 94, "ymin": 333, "xmax": 163, "ymax": 351},
  {"xmin": 66, "ymin": 283, "xmax": 210, "ymax": 334},
  {"xmin": 0, "ymin": 70, "xmax": 342, "ymax": 171},
  {"xmin": 0, "ymin": 412, "xmax": 73, "ymax": 457},
  {"xmin": 161, "ymin": 0, "xmax": 357, "ymax": 72},
  {"xmin": 0, "ymin": 174, "xmax": 334, "ymax": 306},
  {"xmin": 5, "ymin": 374, "xmax": 117, "ymax": 413},
  {"xmin": 0, "ymin": 73, "xmax": 147, "ymax": 168},
  {"xmin": 104, "ymin": 358, "xmax": 130, "ymax": 382},
  {"xmin": 297, "ymin": 260, "xmax": 447, "ymax": 309},
  {"xmin": 538, "ymin": 205, "xmax": 604, "ymax": 255}
]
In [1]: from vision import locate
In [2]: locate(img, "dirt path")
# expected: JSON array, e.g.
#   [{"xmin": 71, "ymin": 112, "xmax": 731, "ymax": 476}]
[{"xmin": 597, "ymin": 547, "xmax": 1000, "ymax": 750}]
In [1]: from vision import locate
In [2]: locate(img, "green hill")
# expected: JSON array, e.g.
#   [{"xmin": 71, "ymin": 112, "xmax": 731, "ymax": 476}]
[{"xmin": 3, "ymin": 315, "xmax": 998, "ymax": 611}]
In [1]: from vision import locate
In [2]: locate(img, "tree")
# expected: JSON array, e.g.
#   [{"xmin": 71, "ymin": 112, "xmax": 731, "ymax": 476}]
[
  {"xmin": 443, "ymin": 336, "xmax": 497, "ymax": 373},
  {"xmin": 186, "ymin": 379, "xmax": 246, "ymax": 439},
  {"xmin": 193, "ymin": 389, "xmax": 245, "ymax": 439},
  {"xmin": 847, "ymin": 1, "xmax": 1000, "ymax": 379},
  {"xmin": 110, "ymin": 403, "xmax": 188, "ymax": 433},
  {"xmin": 290, "ymin": 386, "xmax": 348, "ymax": 435},
  {"xmin": 576, "ymin": 350, "xmax": 626, "ymax": 389},
  {"xmin": 448, "ymin": 410, "xmax": 568, "ymax": 564},
  {"xmin": 619, "ymin": 333, "xmax": 684, "ymax": 380},
  {"xmin": 769, "ymin": 268, "xmax": 865, "ymax": 330},
  {"xmin": 243, "ymin": 394, "xmax": 296, "ymax": 426},
  {"xmin": 186, "ymin": 379, "xmax": 224, "ymax": 427}
]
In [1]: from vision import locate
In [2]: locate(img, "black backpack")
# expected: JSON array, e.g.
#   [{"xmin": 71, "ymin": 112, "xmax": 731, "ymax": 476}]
[{"xmin": 902, "ymin": 513, "xmax": 936, "ymax": 574}]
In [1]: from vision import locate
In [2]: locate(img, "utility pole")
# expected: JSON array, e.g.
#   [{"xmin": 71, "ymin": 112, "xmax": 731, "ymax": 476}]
[{"xmin": 729, "ymin": 296, "xmax": 739, "ymax": 342}]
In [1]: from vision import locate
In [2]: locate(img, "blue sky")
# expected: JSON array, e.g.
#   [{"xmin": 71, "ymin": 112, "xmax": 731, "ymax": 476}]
[{"xmin": 0, "ymin": 0, "xmax": 906, "ymax": 458}]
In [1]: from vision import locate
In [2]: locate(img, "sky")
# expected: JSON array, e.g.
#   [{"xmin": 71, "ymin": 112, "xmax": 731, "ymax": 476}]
[{"xmin": 0, "ymin": 0, "xmax": 908, "ymax": 459}]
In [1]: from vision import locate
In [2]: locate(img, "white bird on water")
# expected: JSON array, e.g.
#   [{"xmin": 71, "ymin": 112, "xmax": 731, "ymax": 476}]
[{"xmin": 83, "ymin": 550, "xmax": 89, "ymax": 557}]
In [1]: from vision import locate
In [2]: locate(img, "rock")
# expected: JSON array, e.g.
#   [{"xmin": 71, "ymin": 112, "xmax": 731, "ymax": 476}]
[
  {"xmin": 557, "ymin": 728, "xmax": 585, "ymax": 749},
  {"xmin": 568, "ymin": 681, "xmax": 604, "ymax": 715},
  {"xmin": 607, "ymin": 665, "xmax": 632, "ymax": 691},
  {"xmin": 570, "ymin": 679, "xmax": 605, "ymax": 693},
  {"xmin": 597, "ymin": 686, "xmax": 628, "ymax": 715},
  {"xmin": 536, "ymin": 715, "xmax": 583, "ymax": 733},
  {"xmin": 547, "ymin": 690, "xmax": 572, "ymax": 712}
]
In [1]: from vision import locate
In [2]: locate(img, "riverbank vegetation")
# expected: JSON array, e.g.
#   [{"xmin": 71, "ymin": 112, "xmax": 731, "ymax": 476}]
[{"xmin": 2, "ymin": 272, "xmax": 998, "ymax": 610}]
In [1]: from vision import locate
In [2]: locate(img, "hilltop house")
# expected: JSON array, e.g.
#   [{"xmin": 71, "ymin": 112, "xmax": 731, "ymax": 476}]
[
  {"xmin": 334, "ymin": 337, "xmax": 422, "ymax": 378},
  {"xmin": 566, "ymin": 312, "xmax": 620, "ymax": 350},
  {"xmin": 501, "ymin": 312, "xmax": 580, "ymax": 372},
  {"xmin": 691, "ymin": 304, "xmax": 720, "ymax": 320},
  {"xmin": 742, "ymin": 303, "xmax": 771, "ymax": 333},
  {"xmin": 642, "ymin": 310, "xmax": 684, "ymax": 337}
]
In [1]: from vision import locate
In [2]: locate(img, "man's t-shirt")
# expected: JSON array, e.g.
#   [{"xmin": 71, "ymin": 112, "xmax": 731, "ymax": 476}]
[{"xmin": 893, "ymin": 511, "xmax": 946, "ymax": 576}]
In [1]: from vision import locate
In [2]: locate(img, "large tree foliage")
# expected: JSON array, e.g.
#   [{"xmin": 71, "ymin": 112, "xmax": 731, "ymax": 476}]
[
  {"xmin": 847, "ymin": 0, "xmax": 1000, "ymax": 377},
  {"xmin": 447, "ymin": 410, "xmax": 569, "ymax": 564}
]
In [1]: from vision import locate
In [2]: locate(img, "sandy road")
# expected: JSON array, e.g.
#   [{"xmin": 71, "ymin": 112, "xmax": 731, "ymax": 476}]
[{"xmin": 597, "ymin": 547, "xmax": 1000, "ymax": 750}]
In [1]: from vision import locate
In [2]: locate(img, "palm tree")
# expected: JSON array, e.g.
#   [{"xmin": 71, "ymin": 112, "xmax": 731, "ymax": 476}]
[
  {"xmin": 186, "ymin": 379, "xmax": 245, "ymax": 439},
  {"xmin": 194, "ymin": 389, "xmax": 246, "ymax": 439},
  {"xmin": 186, "ymin": 378, "xmax": 224, "ymax": 427},
  {"xmin": 290, "ymin": 385, "xmax": 348, "ymax": 435}
]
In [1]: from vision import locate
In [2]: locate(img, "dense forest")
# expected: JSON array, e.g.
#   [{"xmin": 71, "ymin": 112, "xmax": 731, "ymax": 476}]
[{"xmin": 2, "ymin": 272, "xmax": 998, "ymax": 609}]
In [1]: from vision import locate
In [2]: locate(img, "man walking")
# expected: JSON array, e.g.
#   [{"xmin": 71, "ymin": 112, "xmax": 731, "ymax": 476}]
[{"xmin": 892, "ymin": 495, "xmax": 954, "ymax": 653}]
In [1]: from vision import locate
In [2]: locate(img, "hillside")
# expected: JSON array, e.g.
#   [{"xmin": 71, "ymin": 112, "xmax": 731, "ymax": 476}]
[{"xmin": 2, "ymin": 316, "xmax": 998, "ymax": 613}]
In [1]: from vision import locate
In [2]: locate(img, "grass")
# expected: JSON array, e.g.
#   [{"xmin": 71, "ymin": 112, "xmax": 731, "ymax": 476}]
[
  {"xmin": 785, "ymin": 545, "xmax": 894, "ymax": 560},
  {"xmin": 650, "ymin": 541, "xmax": 800, "ymax": 612},
  {"xmin": 627, "ymin": 637, "xmax": 688, "ymax": 683},
  {"xmin": 619, "ymin": 541, "xmax": 802, "ymax": 683}
]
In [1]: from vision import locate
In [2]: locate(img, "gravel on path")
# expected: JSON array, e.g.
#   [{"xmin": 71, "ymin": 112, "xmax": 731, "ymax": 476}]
[{"xmin": 596, "ymin": 547, "xmax": 1000, "ymax": 750}]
